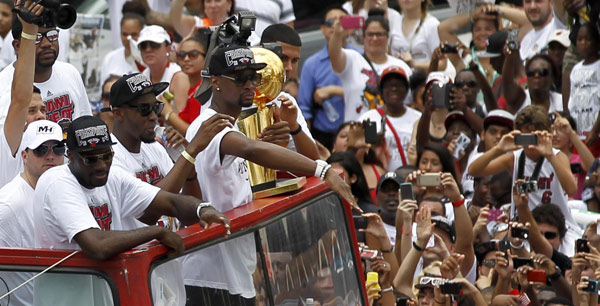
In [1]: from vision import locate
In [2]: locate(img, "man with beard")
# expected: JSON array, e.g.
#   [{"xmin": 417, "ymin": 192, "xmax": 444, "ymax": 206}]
[
  {"xmin": 109, "ymin": 73, "xmax": 233, "ymax": 230},
  {"xmin": 0, "ymin": 14, "xmax": 91, "ymax": 124},
  {"xmin": 497, "ymin": 0, "xmax": 567, "ymax": 61},
  {"xmin": 183, "ymin": 44, "xmax": 356, "ymax": 304}
]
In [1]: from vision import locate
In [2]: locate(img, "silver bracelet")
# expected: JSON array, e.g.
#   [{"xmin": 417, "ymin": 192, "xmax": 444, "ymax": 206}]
[
  {"xmin": 196, "ymin": 202, "xmax": 213, "ymax": 218},
  {"xmin": 381, "ymin": 286, "xmax": 393, "ymax": 293},
  {"xmin": 510, "ymin": 241, "xmax": 524, "ymax": 249}
]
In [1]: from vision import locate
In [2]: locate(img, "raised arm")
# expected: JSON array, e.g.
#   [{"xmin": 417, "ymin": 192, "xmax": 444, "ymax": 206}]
[
  {"xmin": 501, "ymin": 46, "xmax": 526, "ymax": 114},
  {"xmin": 496, "ymin": 5, "xmax": 533, "ymax": 40},
  {"xmin": 513, "ymin": 182, "xmax": 553, "ymax": 257},
  {"xmin": 169, "ymin": 0, "xmax": 197, "ymax": 38},
  {"xmin": 328, "ymin": 18, "xmax": 347, "ymax": 74},
  {"xmin": 5, "ymin": 3, "xmax": 41, "ymax": 156},
  {"xmin": 469, "ymin": 61, "xmax": 498, "ymax": 111},
  {"xmin": 534, "ymin": 130, "xmax": 577, "ymax": 195},
  {"xmin": 468, "ymin": 130, "xmax": 519, "ymax": 177},
  {"xmin": 441, "ymin": 172, "xmax": 475, "ymax": 277}
]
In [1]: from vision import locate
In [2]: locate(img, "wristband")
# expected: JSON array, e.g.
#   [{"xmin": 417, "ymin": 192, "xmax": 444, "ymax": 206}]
[
  {"xmin": 452, "ymin": 196, "xmax": 465, "ymax": 207},
  {"xmin": 380, "ymin": 286, "xmax": 393, "ymax": 293},
  {"xmin": 510, "ymin": 241, "xmax": 524, "ymax": 249},
  {"xmin": 320, "ymin": 165, "xmax": 332, "ymax": 180},
  {"xmin": 181, "ymin": 150, "xmax": 196, "ymax": 164},
  {"xmin": 196, "ymin": 202, "xmax": 213, "ymax": 218},
  {"xmin": 165, "ymin": 111, "xmax": 173, "ymax": 122},
  {"xmin": 314, "ymin": 160, "xmax": 328, "ymax": 178},
  {"xmin": 21, "ymin": 32, "xmax": 37, "ymax": 41},
  {"xmin": 413, "ymin": 241, "xmax": 425, "ymax": 252},
  {"xmin": 381, "ymin": 247, "xmax": 393, "ymax": 253},
  {"xmin": 547, "ymin": 266, "xmax": 562, "ymax": 281},
  {"xmin": 289, "ymin": 124, "xmax": 302, "ymax": 135}
]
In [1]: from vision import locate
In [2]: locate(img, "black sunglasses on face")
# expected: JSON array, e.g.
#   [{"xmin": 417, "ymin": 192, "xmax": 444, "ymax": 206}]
[
  {"xmin": 220, "ymin": 73, "xmax": 262, "ymax": 87},
  {"xmin": 176, "ymin": 50, "xmax": 205, "ymax": 60},
  {"xmin": 455, "ymin": 80, "xmax": 478, "ymax": 88},
  {"xmin": 31, "ymin": 143, "xmax": 65, "ymax": 157},
  {"xmin": 323, "ymin": 19, "xmax": 335, "ymax": 27},
  {"xmin": 139, "ymin": 41, "xmax": 162, "ymax": 50},
  {"xmin": 542, "ymin": 231, "xmax": 558, "ymax": 239},
  {"xmin": 121, "ymin": 102, "xmax": 164, "ymax": 117},
  {"xmin": 526, "ymin": 68, "xmax": 550, "ymax": 77},
  {"xmin": 482, "ymin": 259, "xmax": 496, "ymax": 268},
  {"xmin": 36, "ymin": 29, "xmax": 59, "ymax": 44},
  {"xmin": 79, "ymin": 150, "xmax": 114, "ymax": 166}
]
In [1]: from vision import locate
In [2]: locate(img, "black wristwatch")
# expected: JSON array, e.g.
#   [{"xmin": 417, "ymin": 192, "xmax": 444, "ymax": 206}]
[{"xmin": 547, "ymin": 266, "xmax": 562, "ymax": 281}]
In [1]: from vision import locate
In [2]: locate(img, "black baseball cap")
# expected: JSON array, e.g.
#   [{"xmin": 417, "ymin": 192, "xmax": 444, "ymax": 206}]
[
  {"xmin": 207, "ymin": 45, "xmax": 267, "ymax": 76},
  {"xmin": 66, "ymin": 116, "xmax": 116, "ymax": 152},
  {"xmin": 376, "ymin": 172, "xmax": 402, "ymax": 192},
  {"xmin": 431, "ymin": 216, "xmax": 456, "ymax": 243},
  {"xmin": 478, "ymin": 31, "xmax": 508, "ymax": 58},
  {"xmin": 109, "ymin": 73, "xmax": 169, "ymax": 108}
]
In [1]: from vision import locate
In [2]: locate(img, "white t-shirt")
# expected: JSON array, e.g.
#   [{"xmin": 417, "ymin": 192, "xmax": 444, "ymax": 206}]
[
  {"xmin": 336, "ymin": 49, "xmax": 411, "ymax": 122},
  {"xmin": 235, "ymin": 0, "xmax": 296, "ymax": 46},
  {"xmin": 517, "ymin": 90, "xmax": 563, "ymax": 114},
  {"xmin": 341, "ymin": 2, "xmax": 401, "ymax": 48},
  {"xmin": 33, "ymin": 164, "xmax": 160, "ymax": 250},
  {"xmin": 183, "ymin": 108, "xmax": 256, "ymax": 298},
  {"xmin": 568, "ymin": 60, "xmax": 600, "ymax": 138},
  {"xmin": 520, "ymin": 17, "xmax": 566, "ymax": 60},
  {"xmin": 463, "ymin": 151, "xmax": 483, "ymax": 200},
  {"xmin": 0, "ymin": 128, "xmax": 23, "ymax": 188},
  {"xmin": 141, "ymin": 63, "xmax": 181, "ymax": 96},
  {"xmin": 389, "ymin": 14, "xmax": 440, "ymax": 62},
  {"xmin": 111, "ymin": 135, "xmax": 176, "ymax": 230},
  {"xmin": 0, "ymin": 175, "xmax": 35, "ymax": 306},
  {"xmin": 100, "ymin": 47, "xmax": 141, "ymax": 85},
  {"xmin": 0, "ymin": 61, "xmax": 91, "ymax": 124},
  {"xmin": 509, "ymin": 148, "xmax": 577, "ymax": 229},
  {"xmin": 358, "ymin": 107, "xmax": 421, "ymax": 171}
]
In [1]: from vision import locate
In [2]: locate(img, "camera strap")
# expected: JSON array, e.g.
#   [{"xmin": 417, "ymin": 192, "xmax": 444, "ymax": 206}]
[
  {"xmin": 376, "ymin": 108, "xmax": 407, "ymax": 166},
  {"xmin": 517, "ymin": 151, "xmax": 545, "ymax": 181}
]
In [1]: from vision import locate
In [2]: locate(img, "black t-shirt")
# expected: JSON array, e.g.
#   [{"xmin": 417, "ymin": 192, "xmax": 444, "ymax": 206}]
[{"xmin": 552, "ymin": 248, "xmax": 572, "ymax": 275}]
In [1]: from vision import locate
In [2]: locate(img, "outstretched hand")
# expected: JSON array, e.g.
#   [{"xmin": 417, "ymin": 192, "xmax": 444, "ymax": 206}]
[
  {"xmin": 325, "ymin": 169, "xmax": 362, "ymax": 213},
  {"xmin": 188, "ymin": 113, "xmax": 234, "ymax": 154},
  {"xmin": 198, "ymin": 205, "xmax": 231, "ymax": 237}
]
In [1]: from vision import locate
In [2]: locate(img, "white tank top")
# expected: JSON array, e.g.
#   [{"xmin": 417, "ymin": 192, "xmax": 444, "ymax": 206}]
[{"xmin": 510, "ymin": 148, "xmax": 577, "ymax": 228}]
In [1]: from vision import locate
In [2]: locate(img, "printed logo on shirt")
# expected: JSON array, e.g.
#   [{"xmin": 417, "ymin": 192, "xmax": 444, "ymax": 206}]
[
  {"xmin": 239, "ymin": 160, "xmax": 249, "ymax": 181},
  {"xmin": 135, "ymin": 165, "xmax": 164, "ymax": 185},
  {"xmin": 524, "ymin": 174, "xmax": 554, "ymax": 204},
  {"xmin": 89, "ymin": 203, "xmax": 112, "ymax": 230},
  {"xmin": 45, "ymin": 93, "xmax": 74, "ymax": 123},
  {"xmin": 358, "ymin": 68, "xmax": 380, "ymax": 114}
]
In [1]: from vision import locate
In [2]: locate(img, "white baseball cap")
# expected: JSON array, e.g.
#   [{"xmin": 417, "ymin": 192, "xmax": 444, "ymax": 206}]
[
  {"xmin": 21, "ymin": 120, "xmax": 64, "ymax": 152},
  {"xmin": 137, "ymin": 25, "xmax": 171, "ymax": 46},
  {"xmin": 548, "ymin": 29, "xmax": 570, "ymax": 48},
  {"xmin": 425, "ymin": 71, "xmax": 451, "ymax": 86}
]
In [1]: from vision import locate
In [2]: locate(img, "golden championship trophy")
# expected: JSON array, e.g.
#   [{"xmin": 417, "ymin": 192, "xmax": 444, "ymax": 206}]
[{"xmin": 238, "ymin": 47, "xmax": 306, "ymax": 197}]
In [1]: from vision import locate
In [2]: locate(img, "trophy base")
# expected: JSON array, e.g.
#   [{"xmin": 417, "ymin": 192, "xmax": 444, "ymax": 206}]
[
  {"xmin": 253, "ymin": 177, "xmax": 307, "ymax": 199},
  {"xmin": 251, "ymin": 180, "xmax": 277, "ymax": 193}
]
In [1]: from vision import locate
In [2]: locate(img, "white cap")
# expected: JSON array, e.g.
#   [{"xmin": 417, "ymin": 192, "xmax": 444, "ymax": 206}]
[
  {"xmin": 21, "ymin": 120, "xmax": 64, "ymax": 152},
  {"xmin": 548, "ymin": 29, "xmax": 570, "ymax": 48},
  {"xmin": 137, "ymin": 25, "xmax": 171, "ymax": 46},
  {"xmin": 425, "ymin": 71, "xmax": 451, "ymax": 86}
]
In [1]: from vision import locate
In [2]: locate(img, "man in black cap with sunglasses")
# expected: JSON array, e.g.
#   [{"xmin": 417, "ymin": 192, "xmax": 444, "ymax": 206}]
[
  {"xmin": 183, "ymin": 44, "xmax": 357, "ymax": 304},
  {"xmin": 33, "ymin": 115, "xmax": 230, "ymax": 263},
  {"xmin": 109, "ymin": 72, "xmax": 233, "ymax": 230}
]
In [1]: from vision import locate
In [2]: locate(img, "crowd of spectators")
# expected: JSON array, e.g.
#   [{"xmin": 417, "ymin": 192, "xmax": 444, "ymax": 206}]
[{"xmin": 1, "ymin": 0, "xmax": 600, "ymax": 305}]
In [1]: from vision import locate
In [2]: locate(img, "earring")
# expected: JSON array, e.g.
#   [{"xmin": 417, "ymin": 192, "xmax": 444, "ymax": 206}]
[{"xmin": 216, "ymin": 87, "xmax": 221, "ymax": 91}]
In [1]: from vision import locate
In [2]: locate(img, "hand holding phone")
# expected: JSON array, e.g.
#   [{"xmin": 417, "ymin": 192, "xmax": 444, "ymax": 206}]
[
  {"xmin": 400, "ymin": 183, "xmax": 414, "ymax": 200},
  {"xmin": 487, "ymin": 209, "xmax": 503, "ymax": 222},
  {"xmin": 527, "ymin": 270, "xmax": 547, "ymax": 283},
  {"xmin": 417, "ymin": 173, "xmax": 441, "ymax": 186},
  {"xmin": 576, "ymin": 238, "xmax": 590, "ymax": 253},
  {"xmin": 341, "ymin": 15, "xmax": 365, "ymax": 29},
  {"xmin": 353, "ymin": 215, "xmax": 368, "ymax": 229},
  {"xmin": 511, "ymin": 227, "xmax": 529, "ymax": 240},
  {"xmin": 514, "ymin": 134, "xmax": 538, "ymax": 146},
  {"xmin": 440, "ymin": 281, "xmax": 462, "ymax": 295},
  {"xmin": 513, "ymin": 257, "xmax": 534, "ymax": 269},
  {"xmin": 363, "ymin": 121, "xmax": 377, "ymax": 144}
]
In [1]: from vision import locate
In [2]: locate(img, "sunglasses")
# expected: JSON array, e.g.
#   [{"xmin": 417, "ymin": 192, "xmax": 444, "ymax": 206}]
[
  {"xmin": 121, "ymin": 102, "xmax": 164, "ymax": 117},
  {"xmin": 220, "ymin": 73, "xmax": 262, "ymax": 87},
  {"xmin": 542, "ymin": 231, "xmax": 558, "ymax": 239},
  {"xmin": 139, "ymin": 41, "xmax": 162, "ymax": 50},
  {"xmin": 323, "ymin": 18, "xmax": 335, "ymax": 27},
  {"xmin": 30, "ymin": 143, "xmax": 65, "ymax": 158},
  {"xmin": 176, "ymin": 50, "xmax": 205, "ymax": 60},
  {"xmin": 526, "ymin": 68, "xmax": 550, "ymax": 77},
  {"xmin": 455, "ymin": 80, "xmax": 478, "ymax": 88},
  {"xmin": 78, "ymin": 150, "xmax": 114, "ymax": 166},
  {"xmin": 419, "ymin": 276, "xmax": 443, "ymax": 287},
  {"xmin": 482, "ymin": 259, "xmax": 496, "ymax": 268},
  {"xmin": 36, "ymin": 29, "xmax": 59, "ymax": 44}
]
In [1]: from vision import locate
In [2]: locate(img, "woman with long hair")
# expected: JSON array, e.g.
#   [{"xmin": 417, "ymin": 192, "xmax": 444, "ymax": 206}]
[
  {"xmin": 327, "ymin": 152, "xmax": 377, "ymax": 212},
  {"xmin": 390, "ymin": 0, "xmax": 439, "ymax": 71}
]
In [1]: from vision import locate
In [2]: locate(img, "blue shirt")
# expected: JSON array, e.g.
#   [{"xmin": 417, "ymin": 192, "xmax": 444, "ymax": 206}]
[{"xmin": 298, "ymin": 44, "xmax": 360, "ymax": 133}]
